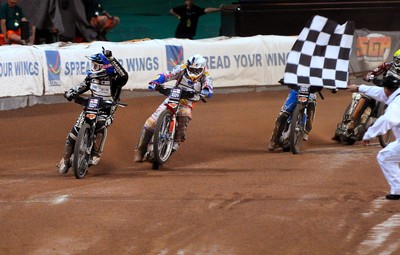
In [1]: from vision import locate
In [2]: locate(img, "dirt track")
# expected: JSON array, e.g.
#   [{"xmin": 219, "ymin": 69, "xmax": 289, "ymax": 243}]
[{"xmin": 1, "ymin": 88, "xmax": 399, "ymax": 255}]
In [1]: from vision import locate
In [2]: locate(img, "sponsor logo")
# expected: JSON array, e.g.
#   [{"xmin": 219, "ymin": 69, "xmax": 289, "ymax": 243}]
[
  {"xmin": 45, "ymin": 50, "xmax": 61, "ymax": 83},
  {"xmin": 166, "ymin": 45, "xmax": 184, "ymax": 70},
  {"xmin": 356, "ymin": 34, "xmax": 391, "ymax": 64}
]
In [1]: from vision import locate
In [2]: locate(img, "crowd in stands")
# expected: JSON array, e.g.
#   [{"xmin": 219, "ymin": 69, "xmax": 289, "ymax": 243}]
[
  {"xmin": 0, "ymin": 0, "xmax": 119, "ymax": 46},
  {"xmin": 0, "ymin": 0, "xmax": 226, "ymax": 46}
]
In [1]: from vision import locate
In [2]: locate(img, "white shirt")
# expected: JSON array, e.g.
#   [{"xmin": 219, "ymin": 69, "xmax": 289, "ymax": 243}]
[{"xmin": 359, "ymin": 85, "xmax": 400, "ymax": 140}]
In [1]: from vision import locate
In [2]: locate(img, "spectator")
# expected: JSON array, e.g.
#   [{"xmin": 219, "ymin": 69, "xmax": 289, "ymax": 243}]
[
  {"xmin": 83, "ymin": 0, "xmax": 120, "ymax": 41},
  {"xmin": 0, "ymin": 0, "xmax": 34, "ymax": 45},
  {"xmin": 58, "ymin": 0, "xmax": 97, "ymax": 43},
  {"xmin": 170, "ymin": 0, "xmax": 224, "ymax": 39}
]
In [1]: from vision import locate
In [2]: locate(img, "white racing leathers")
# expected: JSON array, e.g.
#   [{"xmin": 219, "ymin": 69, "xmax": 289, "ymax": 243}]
[{"xmin": 359, "ymin": 85, "xmax": 400, "ymax": 194}]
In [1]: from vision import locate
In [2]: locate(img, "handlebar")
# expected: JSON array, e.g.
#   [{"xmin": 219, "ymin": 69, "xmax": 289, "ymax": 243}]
[
  {"xmin": 156, "ymin": 84, "xmax": 207, "ymax": 103},
  {"xmin": 74, "ymin": 95, "xmax": 127, "ymax": 108}
]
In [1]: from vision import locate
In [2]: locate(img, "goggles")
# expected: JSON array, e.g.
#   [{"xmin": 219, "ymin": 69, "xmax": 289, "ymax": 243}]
[
  {"xmin": 394, "ymin": 56, "xmax": 400, "ymax": 66},
  {"xmin": 91, "ymin": 62, "xmax": 102, "ymax": 71},
  {"xmin": 187, "ymin": 67, "xmax": 203, "ymax": 75}
]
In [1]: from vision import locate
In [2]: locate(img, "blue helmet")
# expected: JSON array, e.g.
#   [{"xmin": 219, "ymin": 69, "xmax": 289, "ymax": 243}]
[{"xmin": 86, "ymin": 53, "xmax": 114, "ymax": 77}]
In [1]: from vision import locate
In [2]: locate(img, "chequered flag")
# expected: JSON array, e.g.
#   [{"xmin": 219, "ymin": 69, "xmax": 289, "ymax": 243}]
[{"xmin": 284, "ymin": 15, "xmax": 355, "ymax": 89}]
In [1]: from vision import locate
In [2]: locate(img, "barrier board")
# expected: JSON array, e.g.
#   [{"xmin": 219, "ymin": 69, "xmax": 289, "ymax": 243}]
[{"xmin": 0, "ymin": 35, "xmax": 297, "ymax": 98}]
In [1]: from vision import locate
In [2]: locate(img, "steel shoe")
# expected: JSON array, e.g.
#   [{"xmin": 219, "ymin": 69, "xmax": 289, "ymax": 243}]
[
  {"xmin": 89, "ymin": 156, "xmax": 100, "ymax": 166},
  {"xmin": 133, "ymin": 149, "xmax": 144, "ymax": 163},
  {"xmin": 267, "ymin": 142, "xmax": 279, "ymax": 151},
  {"xmin": 172, "ymin": 142, "xmax": 180, "ymax": 152},
  {"xmin": 57, "ymin": 158, "xmax": 71, "ymax": 175}
]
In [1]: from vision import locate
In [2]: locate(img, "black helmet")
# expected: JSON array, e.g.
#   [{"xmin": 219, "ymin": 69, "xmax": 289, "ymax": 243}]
[{"xmin": 381, "ymin": 75, "xmax": 400, "ymax": 91}]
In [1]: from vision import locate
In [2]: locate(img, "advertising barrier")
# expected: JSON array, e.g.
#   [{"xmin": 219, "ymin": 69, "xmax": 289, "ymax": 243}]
[
  {"xmin": 0, "ymin": 35, "xmax": 297, "ymax": 98},
  {"xmin": 1, "ymin": 31, "xmax": 400, "ymax": 100},
  {"xmin": 0, "ymin": 45, "xmax": 42, "ymax": 97}
]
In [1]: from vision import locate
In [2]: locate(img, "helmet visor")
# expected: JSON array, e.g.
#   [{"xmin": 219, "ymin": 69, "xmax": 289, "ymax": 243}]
[{"xmin": 91, "ymin": 62, "xmax": 102, "ymax": 71}]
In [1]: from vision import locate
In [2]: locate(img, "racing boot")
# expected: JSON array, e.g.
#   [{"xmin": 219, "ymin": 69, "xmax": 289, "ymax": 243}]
[
  {"xmin": 267, "ymin": 112, "xmax": 289, "ymax": 151},
  {"xmin": 173, "ymin": 116, "xmax": 190, "ymax": 152},
  {"xmin": 348, "ymin": 96, "xmax": 370, "ymax": 133},
  {"xmin": 90, "ymin": 128, "xmax": 107, "ymax": 166},
  {"xmin": 133, "ymin": 127, "xmax": 153, "ymax": 162},
  {"xmin": 57, "ymin": 141, "xmax": 73, "ymax": 174}
]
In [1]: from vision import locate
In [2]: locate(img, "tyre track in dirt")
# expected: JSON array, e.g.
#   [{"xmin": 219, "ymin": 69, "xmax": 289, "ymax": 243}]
[{"xmin": 1, "ymin": 89, "xmax": 400, "ymax": 254}]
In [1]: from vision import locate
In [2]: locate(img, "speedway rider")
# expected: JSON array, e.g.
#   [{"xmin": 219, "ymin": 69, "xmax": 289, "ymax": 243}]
[
  {"xmin": 267, "ymin": 85, "xmax": 317, "ymax": 151},
  {"xmin": 133, "ymin": 54, "xmax": 213, "ymax": 162},
  {"xmin": 57, "ymin": 48, "xmax": 128, "ymax": 174},
  {"xmin": 338, "ymin": 49, "xmax": 400, "ymax": 135}
]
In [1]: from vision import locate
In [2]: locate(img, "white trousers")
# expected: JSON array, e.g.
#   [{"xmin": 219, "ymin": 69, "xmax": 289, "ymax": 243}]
[{"xmin": 377, "ymin": 139, "xmax": 400, "ymax": 194}]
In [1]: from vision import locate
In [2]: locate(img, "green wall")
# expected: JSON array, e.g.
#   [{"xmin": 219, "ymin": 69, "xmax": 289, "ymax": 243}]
[{"xmin": 104, "ymin": 0, "xmax": 233, "ymax": 41}]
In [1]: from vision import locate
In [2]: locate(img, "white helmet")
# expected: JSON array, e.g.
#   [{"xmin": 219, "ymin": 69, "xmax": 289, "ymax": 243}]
[{"xmin": 185, "ymin": 54, "xmax": 207, "ymax": 81}]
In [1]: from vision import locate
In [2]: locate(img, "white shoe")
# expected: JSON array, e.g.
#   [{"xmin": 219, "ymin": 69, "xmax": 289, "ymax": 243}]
[
  {"xmin": 57, "ymin": 159, "xmax": 71, "ymax": 174},
  {"xmin": 90, "ymin": 156, "xmax": 100, "ymax": 166},
  {"xmin": 303, "ymin": 133, "xmax": 309, "ymax": 141}
]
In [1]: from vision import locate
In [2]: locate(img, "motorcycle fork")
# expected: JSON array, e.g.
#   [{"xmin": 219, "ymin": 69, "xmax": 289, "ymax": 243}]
[
  {"xmin": 297, "ymin": 94, "xmax": 310, "ymax": 131},
  {"xmin": 165, "ymin": 103, "xmax": 179, "ymax": 134},
  {"xmin": 84, "ymin": 111, "xmax": 98, "ymax": 155}
]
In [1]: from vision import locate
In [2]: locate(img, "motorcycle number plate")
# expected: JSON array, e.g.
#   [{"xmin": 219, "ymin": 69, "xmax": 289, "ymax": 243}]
[
  {"xmin": 299, "ymin": 96, "xmax": 308, "ymax": 103},
  {"xmin": 169, "ymin": 88, "xmax": 182, "ymax": 101},
  {"xmin": 88, "ymin": 98, "xmax": 100, "ymax": 109},
  {"xmin": 299, "ymin": 86, "xmax": 310, "ymax": 93}
]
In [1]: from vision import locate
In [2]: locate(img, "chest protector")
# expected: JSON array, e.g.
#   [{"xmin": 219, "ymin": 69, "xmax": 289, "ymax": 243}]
[{"xmin": 90, "ymin": 76, "xmax": 112, "ymax": 100}]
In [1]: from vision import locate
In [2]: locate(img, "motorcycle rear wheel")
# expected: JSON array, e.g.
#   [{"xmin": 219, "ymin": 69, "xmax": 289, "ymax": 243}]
[
  {"xmin": 73, "ymin": 123, "xmax": 92, "ymax": 179},
  {"xmin": 289, "ymin": 104, "xmax": 306, "ymax": 154},
  {"xmin": 153, "ymin": 110, "xmax": 175, "ymax": 166}
]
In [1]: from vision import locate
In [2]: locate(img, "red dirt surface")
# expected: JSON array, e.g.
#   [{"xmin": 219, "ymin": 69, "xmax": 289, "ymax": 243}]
[{"xmin": 1, "ymin": 89, "xmax": 399, "ymax": 255}]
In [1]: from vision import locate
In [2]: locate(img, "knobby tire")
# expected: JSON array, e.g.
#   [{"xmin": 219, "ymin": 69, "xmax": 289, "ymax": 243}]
[
  {"xmin": 289, "ymin": 104, "xmax": 306, "ymax": 154},
  {"xmin": 73, "ymin": 123, "xmax": 92, "ymax": 179},
  {"xmin": 153, "ymin": 110, "xmax": 175, "ymax": 166}
]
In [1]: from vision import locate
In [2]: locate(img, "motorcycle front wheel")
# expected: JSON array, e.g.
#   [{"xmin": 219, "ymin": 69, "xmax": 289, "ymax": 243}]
[
  {"xmin": 340, "ymin": 103, "xmax": 357, "ymax": 145},
  {"xmin": 73, "ymin": 123, "xmax": 93, "ymax": 179},
  {"xmin": 377, "ymin": 102, "xmax": 395, "ymax": 147},
  {"xmin": 289, "ymin": 104, "xmax": 306, "ymax": 154},
  {"xmin": 153, "ymin": 110, "xmax": 175, "ymax": 166}
]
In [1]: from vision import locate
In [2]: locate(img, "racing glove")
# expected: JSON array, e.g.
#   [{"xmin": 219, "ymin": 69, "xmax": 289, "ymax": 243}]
[
  {"xmin": 103, "ymin": 48, "xmax": 112, "ymax": 58},
  {"xmin": 363, "ymin": 71, "xmax": 374, "ymax": 82},
  {"xmin": 201, "ymin": 89, "xmax": 212, "ymax": 98},
  {"xmin": 64, "ymin": 88, "xmax": 77, "ymax": 101},
  {"xmin": 148, "ymin": 81, "xmax": 160, "ymax": 91},
  {"xmin": 98, "ymin": 53, "xmax": 115, "ymax": 75}
]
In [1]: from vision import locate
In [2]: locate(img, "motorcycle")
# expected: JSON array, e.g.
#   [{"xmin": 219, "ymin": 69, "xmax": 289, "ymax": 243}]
[
  {"xmin": 279, "ymin": 85, "xmax": 323, "ymax": 154},
  {"xmin": 143, "ymin": 76, "xmax": 206, "ymax": 170},
  {"xmin": 333, "ymin": 73, "xmax": 394, "ymax": 147},
  {"xmin": 333, "ymin": 92, "xmax": 393, "ymax": 147},
  {"xmin": 73, "ymin": 95, "xmax": 127, "ymax": 179}
]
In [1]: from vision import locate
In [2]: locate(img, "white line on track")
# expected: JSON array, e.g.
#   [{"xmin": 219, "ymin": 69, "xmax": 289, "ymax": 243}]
[{"xmin": 357, "ymin": 213, "xmax": 400, "ymax": 255}]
